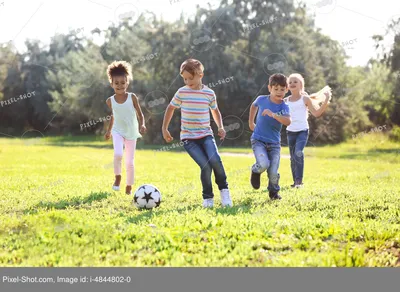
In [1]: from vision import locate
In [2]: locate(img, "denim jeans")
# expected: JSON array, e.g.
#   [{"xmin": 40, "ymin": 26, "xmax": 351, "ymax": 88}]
[
  {"xmin": 251, "ymin": 139, "xmax": 281, "ymax": 193},
  {"xmin": 183, "ymin": 135, "xmax": 228, "ymax": 199},
  {"xmin": 287, "ymin": 129, "xmax": 309, "ymax": 183}
]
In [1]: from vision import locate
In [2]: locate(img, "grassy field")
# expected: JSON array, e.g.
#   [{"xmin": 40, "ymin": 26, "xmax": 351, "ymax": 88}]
[{"xmin": 0, "ymin": 134, "xmax": 399, "ymax": 267}]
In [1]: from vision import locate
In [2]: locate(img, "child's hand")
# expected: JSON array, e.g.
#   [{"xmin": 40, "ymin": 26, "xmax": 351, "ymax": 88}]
[
  {"xmin": 104, "ymin": 131, "xmax": 111, "ymax": 140},
  {"xmin": 162, "ymin": 129, "xmax": 173, "ymax": 143},
  {"xmin": 262, "ymin": 109, "xmax": 273, "ymax": 117},
  {"xmin": 218, "ymin": 128, "xmax": 226, "ymax": 140},
  {"xmin": 249, "ymin": 123, "xmax": 256, "ymax": 131},
  {"xmin": 140, "ymin": 125, "xmax": 147, "ymax": 134},
  {"xmin": 324, "ymin": 90, "xmax": 332, "ymax": 102}
]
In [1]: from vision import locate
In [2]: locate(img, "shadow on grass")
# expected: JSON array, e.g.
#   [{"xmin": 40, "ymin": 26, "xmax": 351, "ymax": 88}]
[
  {"xmin": 243, "ymin": 186, "xmax": 291, "ymax": 195},
  {"xmin": 123, "ymin": 203, "xmax": 255, "ymax": 224},
  {"xmin": 46, "ymin": 143, "xmax": 114, "ymax": 149},
  {"xmin": 24, "ymin": 192, "xmax": 111, "ymax": 214},
  {"xmin": 368, "ymin": 148, "xmax": 399, "ymax": 154},
  {"xmin": 335, "ymin": 148, "xmax": 399, "ymax": 161},
  {"xmin": 38, "ymin": 136, "xmax": 250, "ymax": 153},
  {"xmin": 45, "ymin": 142, "xmax": 189, "ymax": 153}
]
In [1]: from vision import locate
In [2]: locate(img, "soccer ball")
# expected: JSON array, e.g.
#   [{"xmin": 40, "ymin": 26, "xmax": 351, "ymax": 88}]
[{"xmin": 133, "ymin": 184, "xmax": 161, "ymax": 209}]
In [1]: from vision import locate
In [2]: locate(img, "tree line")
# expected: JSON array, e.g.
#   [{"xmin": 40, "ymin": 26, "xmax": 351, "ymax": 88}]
[{"xmin": 0, "ymin": 0, "xmax": 399, "ymax": 145}]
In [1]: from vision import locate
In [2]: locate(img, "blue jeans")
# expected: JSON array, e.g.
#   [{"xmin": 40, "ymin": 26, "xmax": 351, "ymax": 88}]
[
  {"xmin": 251, "ymin": 139, "xmax": 281, "ymax": 193},
  {"xmin": 183, "ymin": 135, "xmax": 228, "ymax": 199},
  {"xmin": 287, "ymin": 129, "xmax": 309, "ymax": 182}
]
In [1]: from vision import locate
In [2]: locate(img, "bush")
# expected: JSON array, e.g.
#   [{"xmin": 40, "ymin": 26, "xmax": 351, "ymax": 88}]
[{"xmin": 389, "ymin": 125, "xmax": 400, "ymax": 142}]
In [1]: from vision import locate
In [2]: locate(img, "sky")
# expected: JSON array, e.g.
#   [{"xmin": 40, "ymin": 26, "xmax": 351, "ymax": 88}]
[{"xmin": 0, "ymin": 0, "xmax": 399, "ymax": 66}]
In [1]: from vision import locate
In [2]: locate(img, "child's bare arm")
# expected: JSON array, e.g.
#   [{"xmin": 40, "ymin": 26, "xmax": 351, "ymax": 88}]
[
  {"xmin": 105, "ymin": 98, "xmax": 113, "ymax": 140},
  {"xmin": 262, "ymin": 108, "xmax": 291, "ymax": 126},
  {"xmin": 211, "ymin": 108, "xmax": 223, "ymax": 129},
  {"xmin": 162, "ymin": 104, "xmax": 175, "ymax": 131},
  {"xmin": 249, "ymin": 103, "xmax": 258, "ymax": 131},
  {"xmin": 162, "ymin": 104, "xmax": 175, "ymax": 142},
  {"xmin": 273, "ymin": 114, "xmax": 291, "ymax": 126},
  {"xmin": 304, "ymin": 93, "xmax": 330, "ymax": 118},
  {"xmin": 211, "ymin": 107, "xmax": 226, "ymax": 139},
  {"xmin": 132, "ymin": 94, "xmax": 146, "ymax": 134}
]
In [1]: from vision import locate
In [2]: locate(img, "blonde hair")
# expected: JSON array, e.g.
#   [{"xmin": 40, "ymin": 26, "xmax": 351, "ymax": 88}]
[
  {"xmin": 288, "ymin": 73, "xmax": 331, "ymax": 104},
  {"xmin": 288, "ymin": 73, "xmax": 307, "ymax": 95}
]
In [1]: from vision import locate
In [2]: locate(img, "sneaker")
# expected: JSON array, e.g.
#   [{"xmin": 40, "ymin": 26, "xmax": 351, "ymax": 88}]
[
  {"xmin": 112, "ymin": 175, "xmax": 121, "ymax": 191},
  {"xmin": 269, "ymin": 191, "xmax": 282, "ymax": 200},
  {"xmin": 251, "ymin": 171, "xmax": 261, "ymax": 189},
  {"xmin": 294, "ymin": 179, "xmax": 304, "ymax": 188},
  {"xmin": 220, "ymin": 189, "xmax": 233, "ymax": 207},
  {"xmin": 125, "ymin": 185, "xmax": 132, "ymax": 195},
  {"xmin": 290, "ymin": 183, "xmax": 296, "ymax": 188},
  {"xmin": 203, "ymin": 198, "xmax": 214, "ymax": 208}
]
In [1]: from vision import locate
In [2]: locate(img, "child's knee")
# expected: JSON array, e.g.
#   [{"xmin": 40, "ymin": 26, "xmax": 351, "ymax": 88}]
[
  {"xmin": 201, "ymin": 163, "xmax": 212, "ymax": 174},
  {"xmin": 114, "ymin": 154, "xmax": 123, "ymax": 160},
  {"xmin": 295, "ymin": 150, "xmax": 304, "ymax": 158},
  {"xmin": 209, "ymin": 154, "xmax": 222, "ymax": 165},
  {"xmin": 253, "ymin": 160, "xmax": 269, "ymax": 173},
  {"xmin": 268, "ymin": 172, "xmax": 280, "ymax": 184},
  {"xmin": 260, "ymin": 160, "xmax": 270, "ymax": 171}
]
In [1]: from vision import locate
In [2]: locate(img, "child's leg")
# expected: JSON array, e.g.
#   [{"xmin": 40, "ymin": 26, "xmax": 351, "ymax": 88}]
[
  {"xmin": 202, "ymin": 136, "xmax": 228, "ymax": 190},
  {"xmin": 250, "ymin": 139, "xmax": 270, "ymax": 190},
  {"xmin": 266, "ymin": 143, "xmax": 281, "ymax": 193},
  {"xmin": 293, "ymin": 130, "xmax": 309, "ymax": 183},
  {"xmin": 112, "ymin": 132, "xmax": 124, "ymax": 176},
  {"xmin": 251, "ymin": 139, "xmax": 269, "ymax": 173},
  {"xmin": 124, "ymin": 138, "xmax": 137, "ymax": 186},
  {"xmin": 183, "ymin": 138, "xmax": 213, "ymax": 199},
  {"xmin": 287, "ymin": 131, "xmax": 297, "ymax": 183}
]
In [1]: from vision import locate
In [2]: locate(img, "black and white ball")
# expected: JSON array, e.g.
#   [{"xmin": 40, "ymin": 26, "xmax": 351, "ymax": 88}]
[{"xmin": 133, "ymin": 184, "xmax": 161, "ymax": 209}]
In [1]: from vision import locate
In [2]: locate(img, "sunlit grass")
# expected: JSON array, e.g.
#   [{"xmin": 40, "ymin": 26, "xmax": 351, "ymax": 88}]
[{"xmin": 0, "ymin": 134, "xmax": 399, "ymax": 266}]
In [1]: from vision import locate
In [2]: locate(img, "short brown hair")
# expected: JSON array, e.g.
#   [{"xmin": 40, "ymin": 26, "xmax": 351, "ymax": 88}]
[
  {"xmin": 269, "ymin": 73, "xmax": 287, "ymax": 88},
  {"xmin": 180, "ymin": 59, "xmax": 204, "ymax": 76},
  {"xmin": 107, "ymin": 61, "xmax": 133, "ymax": 83}
]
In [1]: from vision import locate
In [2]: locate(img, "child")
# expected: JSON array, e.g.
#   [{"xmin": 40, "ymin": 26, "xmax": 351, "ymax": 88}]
[
  {"xmin": 161, "ymin": 58, "xmax": 232, "ymax": 208},
  {"xmin": 285, "ymin": 73, "xmax": 331, "ymax": 188},
  {"xmin": 248, "ymin": 73, "xmax": 291, "ymax": 200},
  {"xmin": 104, "ymin": 61, "xmax": 146, "ymax": 195}
]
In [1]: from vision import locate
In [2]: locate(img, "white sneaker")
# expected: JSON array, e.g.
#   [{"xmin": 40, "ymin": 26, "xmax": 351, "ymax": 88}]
[
  {"xmin": 202, "ymin": 198, "xmax": 214, "ymax": 208},
  {"xmin": 220, "ymin": 189, "xmax": 233, "ymax": 207},
  {"xmin": 112, "ymin": 175, "xmax": 121, "ymax": 191}
]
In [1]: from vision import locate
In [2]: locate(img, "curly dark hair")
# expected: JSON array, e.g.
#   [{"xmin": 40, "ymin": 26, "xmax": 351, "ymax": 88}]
[{"xmin": 107, "ymin": 61, "xmax": 133, "ymax": 83}]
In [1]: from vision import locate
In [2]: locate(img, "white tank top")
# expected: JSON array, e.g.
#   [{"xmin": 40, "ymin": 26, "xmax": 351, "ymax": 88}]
[
  {"xmin": 110, "ymin": 93, "xmax": 142, "ymax": 140},
  {"xmin": 286, "ymin": 95, "xmax": 309, "ymax": 132}
]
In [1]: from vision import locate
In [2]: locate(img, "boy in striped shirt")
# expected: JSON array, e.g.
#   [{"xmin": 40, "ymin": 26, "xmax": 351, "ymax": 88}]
[{"xmin": 162, "ymin": 59, "xmax": 232, "ymax": 208}]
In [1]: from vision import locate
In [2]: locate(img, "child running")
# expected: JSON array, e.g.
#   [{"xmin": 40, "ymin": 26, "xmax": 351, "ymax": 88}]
[
  {"xmin": 285, "ymin": 73, "xmax": 331, "ymax": 188},
  {"xmin": 104, "ymin": 61, "xmax": 146, "ymax": 195},
  {"xmin": 249, "ymin": 73, "xmax": 291, "ymax": 200},
  {"xmin": 162, "ymin": 58, "xmax": 232, "ymax": 208}
]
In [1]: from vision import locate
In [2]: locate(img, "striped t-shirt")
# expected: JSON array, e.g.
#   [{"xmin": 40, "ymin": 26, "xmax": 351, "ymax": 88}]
[{"xmin": 170, "ymin": 85, "xmax": 217, "ymax": 140}]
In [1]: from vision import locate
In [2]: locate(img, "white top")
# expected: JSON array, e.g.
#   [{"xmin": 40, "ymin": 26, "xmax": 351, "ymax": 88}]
[
  {"xmin": 110, "ymin": 93, "xmax": 142, "ymax": 140},
  {"xmin": 285, "ymin": 95, "xmax": 309, "ymax": 132}
]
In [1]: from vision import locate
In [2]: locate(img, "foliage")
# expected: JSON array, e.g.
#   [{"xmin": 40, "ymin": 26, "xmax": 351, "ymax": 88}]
[{"xmin": 0, "ymin": 1, "xmax": 399, "ymax": 144}]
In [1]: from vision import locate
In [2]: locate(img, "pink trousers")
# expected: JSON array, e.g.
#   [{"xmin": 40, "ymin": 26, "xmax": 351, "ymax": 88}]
[{"xmin": 112, "ymin": 131, "xmax": 137, "ymax": 185}]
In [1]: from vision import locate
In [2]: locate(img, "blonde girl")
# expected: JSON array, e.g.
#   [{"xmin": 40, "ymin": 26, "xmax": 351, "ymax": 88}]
[{"xmin": 284, "ymin": 73, "xmax": 331, "ymax": 188}]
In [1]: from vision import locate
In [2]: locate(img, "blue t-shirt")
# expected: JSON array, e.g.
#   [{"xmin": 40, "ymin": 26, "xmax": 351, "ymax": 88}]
[{"xmin": 251, "ymin": 95, "xmax": 290, "ymax": 144}]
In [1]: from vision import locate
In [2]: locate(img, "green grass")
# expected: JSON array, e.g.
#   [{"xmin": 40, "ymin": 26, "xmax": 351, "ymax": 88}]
[{"xmin": 0, "ymin": 134, "xmax": 399, "ymax": 267}]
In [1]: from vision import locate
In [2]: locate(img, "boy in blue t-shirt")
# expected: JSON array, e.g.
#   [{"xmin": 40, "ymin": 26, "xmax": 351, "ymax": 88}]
[{"xmin": 248, "ymin": 73, "xmax": 291, "ymax": 200}]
